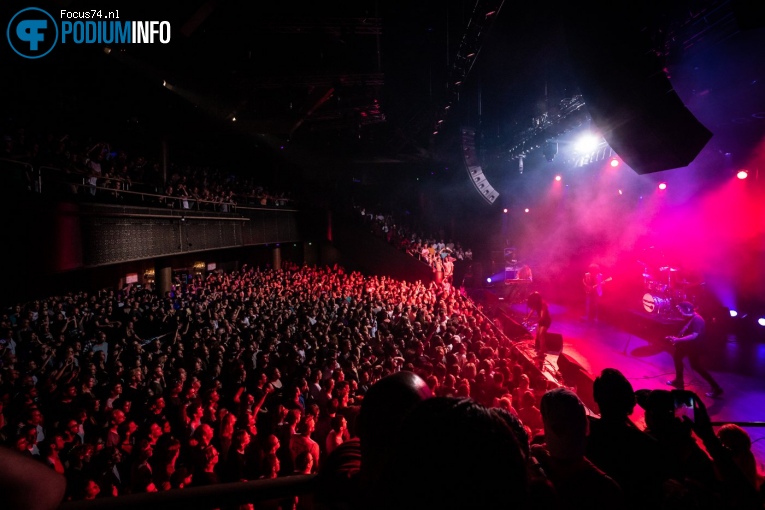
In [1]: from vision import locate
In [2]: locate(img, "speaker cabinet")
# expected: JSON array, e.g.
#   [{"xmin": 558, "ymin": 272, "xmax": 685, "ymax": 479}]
[
  {"xmin": 563, "ymin": 3, "xmax": 712, "ymax": 174},
  {"xmin": 545, "ymin": 332, "xmax": 563, "ymax": 353},
  {"xmin": 556, "ymin": 353, "xmax": 599, "ymax": 414}
]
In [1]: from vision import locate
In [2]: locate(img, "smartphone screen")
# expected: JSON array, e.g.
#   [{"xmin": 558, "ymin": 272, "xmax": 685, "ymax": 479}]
[{"xmin": 674, "ymin": 393, "xmax": 695, "ymax": 423}]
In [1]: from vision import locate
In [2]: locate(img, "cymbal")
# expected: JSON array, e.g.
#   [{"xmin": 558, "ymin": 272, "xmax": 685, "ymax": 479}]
[{"xmin": 659, "ymin": 266, "xmax": 679, "ymax": 272}]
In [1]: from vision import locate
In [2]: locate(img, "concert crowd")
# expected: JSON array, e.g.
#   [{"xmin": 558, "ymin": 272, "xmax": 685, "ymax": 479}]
[{"xmin": 0, "ymin": 263, "xmax": 763, "ymax": 510}]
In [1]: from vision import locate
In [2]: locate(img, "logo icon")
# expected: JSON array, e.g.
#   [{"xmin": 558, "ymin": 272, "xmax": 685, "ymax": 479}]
[{"xmin": 7, "ymin": 7, "xmax": 58, "ymax": 59}]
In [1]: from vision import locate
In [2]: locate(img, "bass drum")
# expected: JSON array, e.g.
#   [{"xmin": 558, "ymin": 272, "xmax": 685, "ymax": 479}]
[{"xmin": 642, "ymin": 293, "xmax": 671, "ymax": 314}]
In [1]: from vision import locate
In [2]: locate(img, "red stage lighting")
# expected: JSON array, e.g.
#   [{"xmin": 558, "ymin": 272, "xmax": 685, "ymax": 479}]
[
  {"xmin": 658, "ymin": 182, "xmax": 667, "ymax": 190},
  {"xmin": 737, "ymin": 170, "xmax": 749, "ymax": 180}
]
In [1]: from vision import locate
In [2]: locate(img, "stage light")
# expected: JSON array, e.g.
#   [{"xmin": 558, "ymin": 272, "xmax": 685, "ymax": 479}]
[
  {"xmin": 486, "ymin": 277, "xmax": 492, "ymax": 283},
  {"xmin": 524, "ymin": 208, "xmax": 529, "ymax": 213},
  {"xmin": 758, "ymin": 318, "xmax": 765, "ymax": 327},
  {"xmin": 730, "ymin": 309, "xmax": 738, "ymax": 317},
  {"xmin": 618, "ymin": 189, "xmax": 623, "ymax": 195},
  {"xmin": 574, "ymin": 133, "xmax": 600, "ymax": 154},
  {"xmin": 555, "ymin": 175, "xmax": 562, "ymax": 181},
  {"xmin": 232, "ymin": 117, "xmax": 237, "ymax": 122},
  {"xmin": 737, "ymin": 170, "xmax": 749, "ymax": 180},
  {"xmin": 609, "ymin": 158, "xmax": 620, "ymax": 168},
  {"xmin": 658, "ymin": 182, "xmax": 667, "ymax": 190},
  {"xmin": 503, "ymin": 208, "xmax": 508, "ymax": 213}
]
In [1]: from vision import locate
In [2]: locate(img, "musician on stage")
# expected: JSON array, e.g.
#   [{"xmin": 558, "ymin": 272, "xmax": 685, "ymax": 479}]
[
  {"xmin": 526, "ymin": 291, "xmax": 551, "ymax": 359},
  {"xmin": 583, "ymin": 263, "xmax": 605, "ymax": 322},
  {"xmin": 666, "ymin": 302, "xmax": 724, "ymax": 398}
]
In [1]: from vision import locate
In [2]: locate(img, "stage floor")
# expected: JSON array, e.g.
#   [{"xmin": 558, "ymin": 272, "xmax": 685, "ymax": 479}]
[{"xmin": 475, "ymin": 290, "xmax": 765, "ymax": 464}]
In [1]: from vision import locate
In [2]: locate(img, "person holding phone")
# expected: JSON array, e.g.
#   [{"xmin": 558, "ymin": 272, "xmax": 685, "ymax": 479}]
[{"xmin": 666, "ymin": 302, "xmax": 723, "ymax": 398}]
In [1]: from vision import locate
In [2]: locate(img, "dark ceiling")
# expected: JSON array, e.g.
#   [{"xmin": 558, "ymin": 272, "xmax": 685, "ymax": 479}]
[{"xmin": 4, "ymin": 0, "xmax": 765, "ymax": 177}]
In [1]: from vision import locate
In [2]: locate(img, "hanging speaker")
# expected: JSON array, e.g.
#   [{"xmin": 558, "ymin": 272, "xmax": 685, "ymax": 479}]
[{"xmin": 562, "ymin": 3, "xmax": 712, "ymax": 174}]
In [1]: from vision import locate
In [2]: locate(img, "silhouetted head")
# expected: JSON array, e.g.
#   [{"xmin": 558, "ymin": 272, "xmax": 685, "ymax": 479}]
[
  {"xmin": 356, "ymin": 371, "xmax": 432, "ymax": 478},
  {"xmin": 593, "ymin": 368, "xmax": 636, "ymax": 419},
  {"xmin": 380, "ymin": 397, "xmax": 529, "ymax": 510},
  {"xmin": 540, "ymin": 387, "xmax": 588, "ymax": 460}
]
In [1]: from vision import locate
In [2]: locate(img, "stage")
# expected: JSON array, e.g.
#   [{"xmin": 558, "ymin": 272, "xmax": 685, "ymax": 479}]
[{"xmin": 467, "ymin": 285, "xmax": 765, "ymax": 463}]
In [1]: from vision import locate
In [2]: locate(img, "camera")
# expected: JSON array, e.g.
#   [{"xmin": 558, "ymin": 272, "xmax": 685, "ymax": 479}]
[{"xmin": 673, "ymin": 391, "xmax": 695, "ymax": 423}]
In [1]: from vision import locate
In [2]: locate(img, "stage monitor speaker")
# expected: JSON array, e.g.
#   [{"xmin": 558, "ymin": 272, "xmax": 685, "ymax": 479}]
[
  {"xmin": 556, "ymin": 353, "xmax": 599, "ymax": 414},
  {"xmin": 563, "ymin": 3, "xmax": 712, "ymax": 174},
  {"xmin": 501, "ymin": 313, "xmax": 531, "ymax": 341},
  {"xmin": 545, "ymin": 332, "xmax": 563, "ymax": 354}
]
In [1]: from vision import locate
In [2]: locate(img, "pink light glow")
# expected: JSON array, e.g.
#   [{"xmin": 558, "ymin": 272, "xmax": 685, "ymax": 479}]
[
  {"xmin": 555, "ymin": 175, "xmax": 562, "ymax": 181},
  {"xmin": 737, "ymin": 170, "xmax": 749, "ymax": 180},
  {"xmin": 610, "ymin": 158, "xmax": 620, "ymax": 168},
  {"xmin": 658, "ymin": 182, "xmax": 667, "ymax": 190}
]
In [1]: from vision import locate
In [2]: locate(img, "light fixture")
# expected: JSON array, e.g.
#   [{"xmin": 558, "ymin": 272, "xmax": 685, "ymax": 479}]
[
  {"xmin": 658, "ymin": 182, "xmax": 667, "ymax": 190},
  {"xmin": 729, "ymin": 309, "xmax": 738, "ymax": 317},
  {"xmin": 610, "ymin": 158, "xmax": 620, "ymax": 168},
  {"xmin": 524, "ymin": 208, "xmax": 530, "ymax": 213},
  {"xmin": 503, "ymin": 208, "xmax": 508, "ymax": 213},
  {"xmin": 555, "ymin": 175, "xmax": 562, "ymax": 182},
  {"xmin": 758, "ymin": 317, "xmax": 765, "ymax": 327},
  {"xmin": 737, "ymin": 170, "xmax": 749, "ymax": 180}
]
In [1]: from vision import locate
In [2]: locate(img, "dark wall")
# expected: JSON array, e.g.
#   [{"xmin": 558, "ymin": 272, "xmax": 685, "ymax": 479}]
[{"xmin": 330, "ymin": 214, "xmax": 435, "ymax": 284}]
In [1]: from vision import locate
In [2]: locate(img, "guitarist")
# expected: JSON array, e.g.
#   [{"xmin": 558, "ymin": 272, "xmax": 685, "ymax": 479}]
[{"xmin": 583, "ymin": 263, "xmax": 611, "ymax": 322}]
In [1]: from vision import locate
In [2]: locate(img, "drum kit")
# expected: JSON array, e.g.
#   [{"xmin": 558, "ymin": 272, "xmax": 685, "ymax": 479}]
[{"xmin": 640, "ymin": 263, "xmax": 698, "ymax": 317}]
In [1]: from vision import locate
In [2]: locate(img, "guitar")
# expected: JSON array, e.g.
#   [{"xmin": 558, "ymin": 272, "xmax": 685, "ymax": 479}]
[{"xmin": 584, "ymin": 276, "xmax": 612, "ymax": 295}]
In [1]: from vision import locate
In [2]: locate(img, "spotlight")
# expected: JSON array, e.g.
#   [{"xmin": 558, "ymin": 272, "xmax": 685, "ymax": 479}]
[
  {"xmin": 758, "ymin": 318, "xmax": 765, "ymax": 327},
  {"xmin": 555, "ymin": 175, "xmax": 562, "ymax": 182},
  {"xmin": 232, "ymin": 117, "xmax": 237, "ymax": 122},
  {"xmin": 503, "ymin": 208, "xmax": 508, "ymax": 213},
  {"xmin": 574, "ymin": 133, "xmax": 600, "ymax": 154},
  {"xmin": 658, "ymin": 182, "xmax": 667, "ymax": 190},
  {"xmin": 730, "ymin": 309, "xmax": 738, "ymax": 317},
  {"xmin": 737, "ymin": 170, "xmax": 749, "ymax": 180},
  {"xmin": 618, "ymin": 189, "xmax": 623, "ymax": 195},
  {"xmin": 524, "ymin": 208, "xmax": 530, "ymax": 213},
  {"xmin": 609, "ymin": 158, "xmax": 620, "ymax": 168},
  {"xmin": 486, "ymin": 277, "xmax": 492, "ymax": 283}
]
